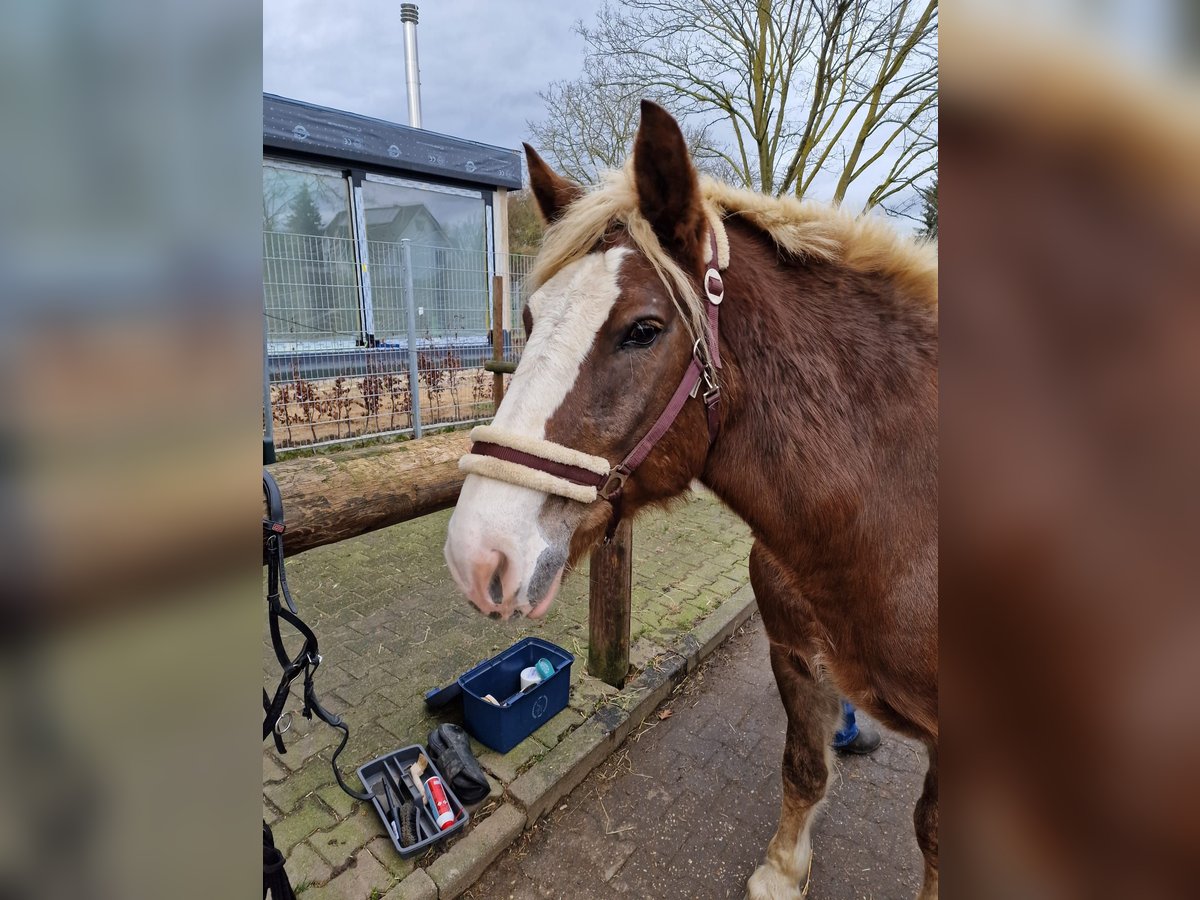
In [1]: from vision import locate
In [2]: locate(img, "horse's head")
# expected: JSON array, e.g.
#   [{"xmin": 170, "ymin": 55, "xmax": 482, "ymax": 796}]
[{"xmin": 444, "ymin": 101, "xmax": 722, "ymax": 619}]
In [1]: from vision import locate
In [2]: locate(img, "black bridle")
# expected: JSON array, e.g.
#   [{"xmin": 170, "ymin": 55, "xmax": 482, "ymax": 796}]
[{"xmin": 262, "ymin": 470, "xmax": 371, "ymax": 803}]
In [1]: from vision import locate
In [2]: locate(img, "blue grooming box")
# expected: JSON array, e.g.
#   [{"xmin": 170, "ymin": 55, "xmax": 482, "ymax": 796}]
[{"xmin": 425, "ymin": 637, "xmax": 573, "ymax": 753}]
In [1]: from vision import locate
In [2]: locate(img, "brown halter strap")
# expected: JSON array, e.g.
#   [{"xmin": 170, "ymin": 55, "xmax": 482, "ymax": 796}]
[{"xmin": 469, "ymin": 228, "xmax": 725, "ymax": 539}]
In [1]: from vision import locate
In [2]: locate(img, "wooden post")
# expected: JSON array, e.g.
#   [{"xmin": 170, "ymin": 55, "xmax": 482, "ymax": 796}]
[
  {"xmin": 588, "ymin": 519, "xmax": 633, "ymax": 688},
  {"xmin": 491, "ymin": 274, "xmax": 505, "ymax": 409}
]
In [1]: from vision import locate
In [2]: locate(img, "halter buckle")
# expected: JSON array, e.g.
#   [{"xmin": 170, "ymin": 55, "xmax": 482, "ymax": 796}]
[
  {"xmin": 705, "ymin": 268, "xmax": 724, "ymax": 305},
  {"xmin": 598, "ymin": 465, "xmax": 630, "ymax": 501}
]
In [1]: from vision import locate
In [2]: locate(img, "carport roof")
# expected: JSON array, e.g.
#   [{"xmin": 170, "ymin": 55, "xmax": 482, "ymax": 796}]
[{"xmin": 263, "ymin": 93, "xmax": 523, "ymax": 190}]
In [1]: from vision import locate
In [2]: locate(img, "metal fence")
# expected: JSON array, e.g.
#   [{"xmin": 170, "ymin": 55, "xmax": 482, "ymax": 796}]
[
  {"xmin": 264, "ymin": 233, "xmax": 538, "ymax": 450},
  {"xmin": 508, "ymin": 251, "xmax": 535, "ymax": 360}
]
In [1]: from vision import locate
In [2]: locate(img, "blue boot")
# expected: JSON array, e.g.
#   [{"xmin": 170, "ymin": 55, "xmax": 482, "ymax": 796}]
[{"xmin": 833, "ymin": 700, "xmax": 882, "ymax": 755}]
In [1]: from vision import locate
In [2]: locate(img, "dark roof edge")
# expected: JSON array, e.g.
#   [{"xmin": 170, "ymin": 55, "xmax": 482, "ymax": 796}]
[{"xmin": 263, "ymin": 93, "xmax": 523, "ymax": 190}]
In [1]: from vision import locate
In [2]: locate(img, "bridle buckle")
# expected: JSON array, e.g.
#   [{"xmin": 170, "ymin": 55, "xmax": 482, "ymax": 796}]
[{"xmin": 598, "ymin": 465, "xmax": 630, "ymax": 501}]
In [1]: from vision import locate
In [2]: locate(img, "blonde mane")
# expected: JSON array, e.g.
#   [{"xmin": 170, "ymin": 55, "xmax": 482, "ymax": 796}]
[{"xmin": 529, "ymin": 161, "xmax": 938, "ymax": 359}]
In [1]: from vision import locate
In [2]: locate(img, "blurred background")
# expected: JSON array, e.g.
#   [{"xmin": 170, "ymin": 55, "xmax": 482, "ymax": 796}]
[
  {"xmin": 941, "ymin": 2, "xmax": 1200, "ymax": 898},
  {"xmin": 0, "ymin": 0, "xmax": 262, "ymax": 897},
  {"xmin": 0, "ymin": 0, "xmax": 1197, "ymax": 897}
]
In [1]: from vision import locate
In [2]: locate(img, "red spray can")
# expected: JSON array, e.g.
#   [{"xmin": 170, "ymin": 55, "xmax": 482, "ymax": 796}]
[{"xmin": 423, "ymin": 775, "xmax": 456, "ymax": 830}]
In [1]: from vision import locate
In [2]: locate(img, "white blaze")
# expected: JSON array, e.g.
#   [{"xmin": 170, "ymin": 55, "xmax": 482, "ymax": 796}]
[
  {"xmin": 444, "ymin": 248, "xmax": 628, "ymax": 616},
  {"xmin": 493, "ymin": 247, "xmax": 628, "ymax": 435}
]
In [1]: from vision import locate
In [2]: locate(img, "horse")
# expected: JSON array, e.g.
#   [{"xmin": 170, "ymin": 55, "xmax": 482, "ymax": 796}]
[{"xmin": 444, "ymin": 100, "xmax": 938, "ymax": 899}]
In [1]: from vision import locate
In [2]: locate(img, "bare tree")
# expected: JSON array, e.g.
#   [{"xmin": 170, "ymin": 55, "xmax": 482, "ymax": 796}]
[
  {"xmin": 528, "ymin": 58, "xmax": 735, "ymax": 185},
  {"xmin": 559, "ymin": 0, "xmax": 936, "ymax": 211}
]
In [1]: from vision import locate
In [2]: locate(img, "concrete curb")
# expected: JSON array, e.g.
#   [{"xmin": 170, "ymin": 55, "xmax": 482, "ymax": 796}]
[
  {"xmin": 425, "ymin": 804, "xmax": 525, "ymax": 898},
  {"xmin": 407, "ymin": 584, "xmax": 759, "ymax": 898}
]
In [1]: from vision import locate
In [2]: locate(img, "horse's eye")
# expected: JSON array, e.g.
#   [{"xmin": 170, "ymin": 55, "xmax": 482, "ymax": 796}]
[{"xmin": 621, "ymin": 320, "xmax": 661, "ymax": 349}]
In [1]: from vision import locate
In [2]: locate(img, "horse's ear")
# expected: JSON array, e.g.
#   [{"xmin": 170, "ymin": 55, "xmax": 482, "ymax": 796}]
[
  {"xmin": 524, "ymin": 144, "xmax": 583, "ymax": 224},
  {"xmin": 632, "ymin": 100, "xmax": 706, "ymax": 267}
]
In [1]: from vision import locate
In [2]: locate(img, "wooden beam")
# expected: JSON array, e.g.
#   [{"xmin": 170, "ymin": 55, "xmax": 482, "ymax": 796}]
[
  {"xmin": 265, "ymin": 430, "xmax": 470, "ymax": 558},
  {"xmin": 587, "ymin": 519, "xmax": 633, "ymax": 688}
]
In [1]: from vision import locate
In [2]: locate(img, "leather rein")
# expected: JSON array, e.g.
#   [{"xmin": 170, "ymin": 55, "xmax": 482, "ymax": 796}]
[{"xmin": 469, "ymin": 228, "xmax": 725, "ymax": 540}]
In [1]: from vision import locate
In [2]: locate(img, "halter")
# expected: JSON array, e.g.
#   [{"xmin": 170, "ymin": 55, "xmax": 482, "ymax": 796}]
[{"xmin": 460, "ymin": 225, "xmax": 726, "ymax": 540}]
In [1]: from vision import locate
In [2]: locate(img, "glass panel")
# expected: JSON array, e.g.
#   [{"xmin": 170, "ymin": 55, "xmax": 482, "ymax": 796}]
[
  {"xmin": 262, "ymin": 162, "xmax": 359, "ymax": 350},
  {"xmin": 360, "ymin": 179, "xmax": 488, "ymax": 343}
]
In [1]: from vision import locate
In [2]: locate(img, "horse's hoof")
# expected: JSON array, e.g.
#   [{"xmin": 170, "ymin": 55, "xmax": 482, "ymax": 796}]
[
  {"xmin": 917, "ymin": 870, "xmax": 939, "ymax": 900},
  {"xmin": 747, "ymin": 864, "xmax": 808, "ymax": 900}
]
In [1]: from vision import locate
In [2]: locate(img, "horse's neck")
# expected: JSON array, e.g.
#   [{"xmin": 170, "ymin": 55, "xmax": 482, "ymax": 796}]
[{"xmin": 701, "ymin": 224, "xmax": 938, "ymax": 580}]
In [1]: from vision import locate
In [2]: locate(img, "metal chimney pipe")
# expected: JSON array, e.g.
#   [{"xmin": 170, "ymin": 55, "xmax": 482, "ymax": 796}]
[{"xmin": 400, "ymin": 3, "xmax": 423, "ymax": 128}]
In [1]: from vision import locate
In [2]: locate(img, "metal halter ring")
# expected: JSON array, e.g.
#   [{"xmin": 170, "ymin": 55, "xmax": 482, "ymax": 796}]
[
  {"xmin": 275, "ymin": 711, "xmax": 293, "ymax": 735},
  {"xmin": 598, "ymin": 466, "xmax": 630, "ymax": 500}
]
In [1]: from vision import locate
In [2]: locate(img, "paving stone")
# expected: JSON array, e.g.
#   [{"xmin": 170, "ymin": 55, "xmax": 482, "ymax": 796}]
[
  {"xmin": 567, "ymin": 672, "xmax": 620, "ymax": 717},
  {"xmin": 382, "ymin": 868, "xmax": 437, "ymax": 900},
  {"xmin": 282, "ymin": 840, "xmax": 332, "ymax": 892},
  {"xmin": 270, "ymin": 797, "xmax": 336, "ymax": 854},
  {"xmin": 264, "ymin": 755, "xmax": 338, "ymax": 814},
  {"xmin": 277, "ymin": 721, "xmax": 342, "ymax": 772},
  {"xmin": 530, "ymin": 706, "xmax": 585, "ymax": 749},
  {"xmin": 313, "ymin": 806, "xmax": 384, "ymax": 869},
  {"xmin": 315, "ymin": 784, "xmax": 360, "ymax": 820},
  {"xmin": 629, "ymin": 637, "xmax": 668, "ymax": 670},
  {"xmin": 476, "ymin": 733, "xmax": 548, "ymax": 784},
  {"xmin": 303, "ymin": 847, "xmax": 393, "ymax": 900},
  {"xmin": 366, "ymin": 835, "xmax": 415, "ymax": 880},
  {"xmin": 264, "ymin": 752, "xmax": 288, "ymax": 783}
]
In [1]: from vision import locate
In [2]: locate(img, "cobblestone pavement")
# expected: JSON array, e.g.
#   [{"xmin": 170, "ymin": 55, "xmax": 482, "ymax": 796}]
[
  {"xmin": 264, "ymin": 488, "xmax": 755, "ymax": 898},
  {"xmin": 464, "ymin": 615, "xmax": 928, "ymax": 900}
]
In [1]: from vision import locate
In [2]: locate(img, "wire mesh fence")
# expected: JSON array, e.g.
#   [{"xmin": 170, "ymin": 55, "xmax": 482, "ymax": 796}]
[
  {"xmin": 264, "ymin": 236, "xmax": 538, "ymax": 450},
  {"xmin": 263, "ymin": 231, "xmax": 362, "ymax": 349},
  {"xmin": 508, "ymin": 251, "xmax": 535, "ymax": 361}
]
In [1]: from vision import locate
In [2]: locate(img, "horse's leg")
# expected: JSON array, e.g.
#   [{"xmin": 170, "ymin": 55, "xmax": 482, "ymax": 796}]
[
  {"xmin": 747, "ymin": 546, "xmax": 841, "ymax": 900},
  {"xmin": 915, "ymin": 744, "xmax": 938, "ymax": 899}
]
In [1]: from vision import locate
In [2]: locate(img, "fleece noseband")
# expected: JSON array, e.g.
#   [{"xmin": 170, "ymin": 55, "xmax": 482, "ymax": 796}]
[{"xmin": 458, "ymin": 225, "xmax": 726, "ymax": 537}]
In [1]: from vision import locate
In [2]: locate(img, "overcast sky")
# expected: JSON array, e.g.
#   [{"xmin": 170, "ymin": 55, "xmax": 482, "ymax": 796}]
[
  {"xmin": 263, "ymin": 0, "xmax": 935, "ymax": 222},
  {"xmin": 264, "ymin": 0, "xmax": 595, "ymax": 151}
]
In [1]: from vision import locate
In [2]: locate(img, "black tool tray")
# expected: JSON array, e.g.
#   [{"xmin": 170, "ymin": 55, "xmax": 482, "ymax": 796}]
[{"xmin": 357, "ymin": 744, "xmax": 469, "ymax": 858}]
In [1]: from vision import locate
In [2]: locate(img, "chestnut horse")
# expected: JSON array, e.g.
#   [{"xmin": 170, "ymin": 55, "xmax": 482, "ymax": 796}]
[{"xmin": 445, "ymin": 101, "xmax": 937, "ymax": 899}]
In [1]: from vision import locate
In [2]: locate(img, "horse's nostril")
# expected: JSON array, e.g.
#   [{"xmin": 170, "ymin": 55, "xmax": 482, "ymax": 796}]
[
  {"xmin": 486, "ymin": 549, "xmax": 514, "ymax": 606},
  {"xmin": 487, "ymin": 610, "xmax": 502, "ymax": 621}
]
